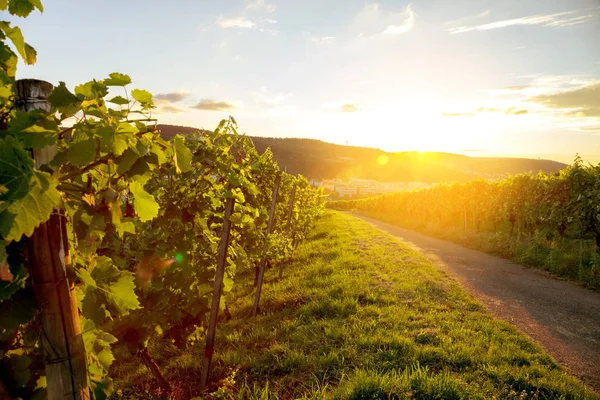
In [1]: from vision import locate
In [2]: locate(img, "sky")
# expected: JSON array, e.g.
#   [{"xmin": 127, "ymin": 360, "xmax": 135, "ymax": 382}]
[{"xmin": 8, "ymin": 0, "xmax": 600, "ymax": 163}]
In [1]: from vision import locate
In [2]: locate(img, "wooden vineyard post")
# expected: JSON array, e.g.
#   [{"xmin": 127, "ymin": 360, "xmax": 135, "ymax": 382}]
[
  {"xmin": 200, "ymin": 197, "xmax": 236, "ymax": 391},
  {"xmin": 16, "ymin": 79, "xmax": 90, "ymax": 400},
  {"xmin": 252, "ymin": 173, "xmax": 281, "ymax": 317},
  {"xmin": 278, "ymin": 182, "xmax": 297, "ymax": 279}
]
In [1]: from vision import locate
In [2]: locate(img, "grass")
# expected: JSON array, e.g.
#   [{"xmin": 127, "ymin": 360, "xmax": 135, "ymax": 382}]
[
  {"xmin": 352, "ymin": 210, "xmax": 600, "ymax": 291},
  {"xmin": 110, "ymin": 210, "xmax": 598, "ymax": 399}
]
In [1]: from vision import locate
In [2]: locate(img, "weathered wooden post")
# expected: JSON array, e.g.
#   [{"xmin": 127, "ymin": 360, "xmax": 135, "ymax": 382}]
[
  {"xmin": 278, "ymin": 181, "xmax": 296, "ymax": 279},
  {"xmin": 200, "ymin": 197, "xmax": 236, "ymax": 390},
  {"xmin": 252, "ymin": 173, "xmax": 281, "ymax": 317},
  {"xmin": 17, "ymin": 79, "xmax": 90, "ymax": 400}
]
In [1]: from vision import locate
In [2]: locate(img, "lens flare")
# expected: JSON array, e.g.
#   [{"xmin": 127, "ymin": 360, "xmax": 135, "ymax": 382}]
[{"xmin": 136, "ymin": 254, "xmax": 181, "ymax": 288}]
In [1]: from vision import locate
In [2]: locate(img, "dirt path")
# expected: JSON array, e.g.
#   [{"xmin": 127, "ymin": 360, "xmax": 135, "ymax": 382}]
[{"xmin": 351, "ymin": 213, "xmax": 600, "ymax": 390}]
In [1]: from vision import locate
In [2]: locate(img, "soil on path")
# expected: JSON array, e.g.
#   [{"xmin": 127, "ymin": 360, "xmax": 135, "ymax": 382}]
[{"xmin": 351, "ymin": 213, "xmax": 600, "ymax": 391}]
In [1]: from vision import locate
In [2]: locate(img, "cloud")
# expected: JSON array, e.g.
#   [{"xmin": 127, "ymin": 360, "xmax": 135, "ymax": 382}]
[
  {"xmin": 159, "ymin": 105, "xmax": 184, "ymax": 114},
  {"xmin": 258, "ymin": 27, "xmax": 278, "ymax": 34},
  {"xmin": 505, "ymin": 107, "xmax": 529, "ymax": 115},
  {"xmin": 448, "ymin": 9, "xmax": 597, "ymax": 34},
  {"xmin": 308, "ymin": 35, "xmax": 336, "ymax": 44},
  {"xmin": 444, "ymin": 10, "xmax": 490, "ymax": 26},
  {"xmin": 477, "ymin": 107, "xmax": 502, "ymax": 113},
  {"xmin": 442, "ymin": 112, "xmax": 475, "ymax": 117},
  {"xmin": 341, "ymin": 104, "xmax": 360, "ymax": 113},
  {"xmin": 191, "ymin": 99, "xmax": 238, "ymax": 111},
  {"xmin": 504, "ymin": 86, "xmax": 528, "ymax": 91},
  {"xmin": 353, "ymin": 3, "xmax": 416, "ymax": 37},
  {"xmin": 531, "ymin": 82, "xmax": 600, "ymax": 109},
  {"xmin": 253, "ymin": 88, "xmax": 293, "ymax": 107},
  {"xmin": 154, "ymin": 92, "xmax": 189, "ymax": 103},
  {"xmin": 247, "ymin": 0, "xmax": 276, "ymax": 13},
  {"xmin": 217, "ymin": 16, "xmax": 255, "ymax": 28},
  {"xmin": 580, "ymin": 126, "xmax": 600, "ymax": 131},
  {"xmin": 381, "ymin": 4, "xmax": 415, "ymax": 34},
  {"xmin": 530, "ymin": 82, "xmax": 600, "ymax": 117},
  {"xmin": 563, "ymin": 108, "xmax": 600, "ymax": 117}
]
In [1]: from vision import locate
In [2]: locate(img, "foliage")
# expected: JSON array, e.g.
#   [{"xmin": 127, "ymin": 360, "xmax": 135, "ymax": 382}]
[
  {"xmin": 329, "ymin": 157, "xmax": 600, "ymax": 288},
  {"xmin": 110, "ymin": 211, "xmax": 598, "ymax": 399},
  {"xmin": 0, "ymin": 2, "xmax": 325, "ymax": 398}
]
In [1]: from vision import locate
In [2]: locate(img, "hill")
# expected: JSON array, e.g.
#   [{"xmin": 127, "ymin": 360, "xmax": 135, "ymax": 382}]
[{"xmin": 157, "ymin": 124, "xmax": 567, "ymax": 183}]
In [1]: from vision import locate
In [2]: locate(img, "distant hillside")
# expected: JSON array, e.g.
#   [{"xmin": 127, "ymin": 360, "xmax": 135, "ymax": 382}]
[{"xmin": 157, "ymin": 124, "xmax": 567, "ymax": 183}]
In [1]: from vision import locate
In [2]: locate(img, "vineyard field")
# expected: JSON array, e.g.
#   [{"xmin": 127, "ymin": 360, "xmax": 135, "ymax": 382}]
[
  {"xmin": 111, "ymin": 211, "xmax": 598, "ymax": 399},
  {"xmin": 330, "ymin": 161, "xmax": 600, "ymax": 290}
]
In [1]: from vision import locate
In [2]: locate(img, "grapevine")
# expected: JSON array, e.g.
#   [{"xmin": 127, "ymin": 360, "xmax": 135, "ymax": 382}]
[{"xmin": 0, "ymin": 1, "xmax": 325, "ymax": 398}]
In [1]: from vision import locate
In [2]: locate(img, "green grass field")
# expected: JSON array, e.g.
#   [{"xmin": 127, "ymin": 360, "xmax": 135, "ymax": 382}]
[{"xmin": 111, "ymin": 211, "xmax": 598, "ymax": 399}]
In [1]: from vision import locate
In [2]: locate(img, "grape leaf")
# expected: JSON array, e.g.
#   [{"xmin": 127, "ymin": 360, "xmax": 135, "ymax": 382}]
[
  {"xmin": 106, "ymin": 272, "xmax": 139, "ymax": 314},
  {"xmin": 173, "ymin": 135, "xmax": 192, "ymax": 173},
  {"xmin": 108, "ymin": 96, "xmax": 128, "ymax": 105},
  {"xmin": 115, "ymin": 218, "xmax": 135, "ymax": 238},
  {"xmin": 115, "ymin": 148, "xmax": 140, "ymax": 174},
  {"xmin": 22, "ymin": 42, "xmax": 35, "ymax": 64},
  {"xmin": 48, "ymin": 81, "xmax": 81, "ymax": 116},
  {"xmin": 76, "ymin": 267, "xmax": 97, "ymax": 289},
  {"xmin": 131, "ymin": 89, "xmax": 152, "ymax": 104},
  {"xmin": 0, "ymin": 171, "xmax": 60, "ymax": 241},
  {"xmin": 96, "ymin": 348, "xmax": 115, "ymax": 369},
  {"xmin": 129, "ymin": 181, "xmax": 158, "ymax": 221},
  {"xmin": 104, "ymin": 72, "xmax": 131, "ymax": 87},
  {"xmin": 67, "ymin": 139, "xmax": 97, "ymax": 167},
  {"xmin": 0, "ymin": 135, "xmax": 34, "ymax": 202},
  {"xmin": 0, "ymin": 22, "xmax": 34, "ymax": 64},
  {"xmin": 8, "ymin": 0, "xmax": 41, "ymax": 17},
  {"xmin": 75, "ymin": 80, "xmax": 108, "ymax": 100}
]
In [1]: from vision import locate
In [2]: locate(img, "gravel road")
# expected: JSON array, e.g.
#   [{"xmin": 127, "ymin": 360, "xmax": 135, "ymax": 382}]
[{"xmin": 352, "ymin": 213, "xmax": 600, "ymax": 391}]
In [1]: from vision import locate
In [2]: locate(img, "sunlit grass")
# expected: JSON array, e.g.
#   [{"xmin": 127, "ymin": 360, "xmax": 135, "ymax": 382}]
[{"xmin": 111, "ymin": 211, "xmax": 598, "ymax": 399}]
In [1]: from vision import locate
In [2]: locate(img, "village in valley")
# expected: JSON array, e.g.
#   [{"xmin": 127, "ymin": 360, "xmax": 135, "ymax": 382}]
[{"xmin": 311, "ymin": 178, "xmax": 433, "ymax": 198}]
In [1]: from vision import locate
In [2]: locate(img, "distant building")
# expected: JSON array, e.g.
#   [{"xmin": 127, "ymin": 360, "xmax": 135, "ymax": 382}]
[
  {"xmin": 335, "ymin": 184, "xmax": 357, "ymax": 197},
  {"xmin": 322, "ymin": 179, "xmax": 335, "ymax": 191}
]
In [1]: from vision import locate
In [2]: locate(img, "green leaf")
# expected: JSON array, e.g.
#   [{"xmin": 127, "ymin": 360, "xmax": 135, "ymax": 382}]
[
  {"xmin": 96, "ymin": 331, "xmax": 118, "ymax": 345},
  {"xmin": 0, "ymin": 22, "xmax": 30, "ymax": 63},
  {"xmin": 67, "ymin": 139, "xmax": 97, "ymax": 167},
  {"xmin": 97, "ymin": 348, "xmax": 115, "ymax": 369},
  {"xmin": 131, "ymin": 89, "xmax": 152, "ymax": 104},
  {"xmin": 12, "ymin": 124, "xmax": 57, "ymax": 149},
  {"xmin": 115, "ymin": 218, "xmax": 135, "ymax": 237},
  {"xmin": 8, "ymin": 0, "xmax": 32, "ymax": 16},
  {"xmin": 104, "ymin": 72, "xmax": 131, "ymax": 87},
  {"xmin": 76, "ymin": 267, "xmax": 97, "ymax": 289},
  {"xmin": 48, "ymin": 81, "xmax": 81, "ymax": 116},
  {"xmin": 0, "ymin": 171, "xmax": 60, "ymax": 241},
  {"xmin": 91, "ymin": 256, "xmax": 120, "ymax": 284},
  {"xmin": 107, "ymin": 272, "xmax": 140, "ymax": 314},
  {"xmin": 0, "ymin": 135, "xmax": 34, "ymax": 203},
  {"xmin": 22, "ymin": 42, "xmax": 35, "ymax": 64},
  {"xmin": 91, "ymin": 377, "xmax": 114, "ymax": 400},
  {"xmin": 129, "ymin": 181, "xmax": 158, "ymax": 221},
  {"xmin": 108, "ymin": 95, "xmax": 128, "ymax": 105},
  {"xmin": 98, "ymin": 127, "xmax": 132, "ymax": 156},
  {"xmin": 0, "ymin": 260, "xmax": 27, "ymax": 301},
  {"xmin": 173, "ymin": 135, "xmax": 192, "ymax": 173},
  {"xmin": 75, "ymin": 80, "xmax": 108, "ymax": 100},
  {"xmin": 29, "ymin": 0, "xmax": 42, "ymax": 12},
  {"xmin": 115, "ymin": 148, "xmax": 140, "ymax": 175}
]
